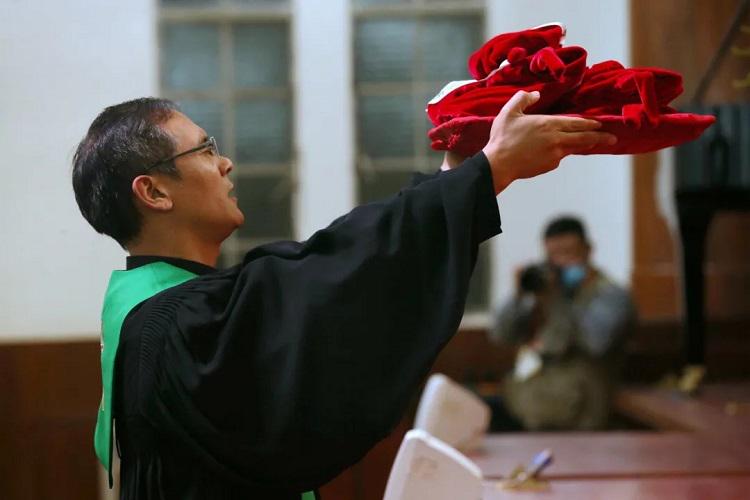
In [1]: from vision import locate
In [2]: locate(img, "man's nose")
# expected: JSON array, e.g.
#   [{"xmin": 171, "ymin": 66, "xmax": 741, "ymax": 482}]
[{"xmin": 219, "ymin": 156, "xmax": 233, "ymax": 176}]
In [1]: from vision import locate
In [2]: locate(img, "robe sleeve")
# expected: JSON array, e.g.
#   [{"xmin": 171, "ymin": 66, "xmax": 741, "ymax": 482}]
[{"xmin": 131, "ymin": 152, "xmax": 501, "ymax": 492}]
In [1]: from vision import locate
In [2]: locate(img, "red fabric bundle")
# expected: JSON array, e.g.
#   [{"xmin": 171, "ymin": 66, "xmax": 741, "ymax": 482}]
[
  {"xmin": 467, "ymin": 23, "xmax": 566, "ymax": 79},
  {"xmin": 428, "ymin": 45, "xmax": 588, "ymax": 124},
  {"xmin": 428, "ymin": 25, "xmax": 715, "ymax": 156},
  {"xmin": 550, "ymin": 61, "xmax": 683, "ymax": 122}
]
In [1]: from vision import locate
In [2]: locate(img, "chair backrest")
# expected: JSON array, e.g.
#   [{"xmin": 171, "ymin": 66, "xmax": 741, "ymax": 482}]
[
  {"xmin": 383, "ymin": 429, "xmax": 483, "ymax": 500},
  {"xmin": 413, "ymin": 374, "xmax": 490, "ymax": 451}
]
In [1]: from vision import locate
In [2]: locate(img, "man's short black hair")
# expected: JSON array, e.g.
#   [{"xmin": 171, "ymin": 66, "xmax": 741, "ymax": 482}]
[
  {"xmin": 72, "ymin": 97, "xmax": 180, "ymax": 248},
  {"xmin": 543, "ymin": 215, "xmax": 588, "ymax": 242}
]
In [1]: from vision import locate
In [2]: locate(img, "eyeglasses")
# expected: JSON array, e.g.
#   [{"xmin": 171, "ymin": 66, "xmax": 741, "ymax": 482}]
[{"xmin": 147, "ymin": 136, "xmax": 219, "ymax": 170}]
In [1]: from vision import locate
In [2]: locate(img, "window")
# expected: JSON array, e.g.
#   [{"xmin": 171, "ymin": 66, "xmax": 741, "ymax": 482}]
[
  {"xmin": 352, "ymin": 0, "xmax": 490, "ymax": 312},
  {"xmin": 159, "ymin": 0, "xmax": 295, "ymax": 267}
]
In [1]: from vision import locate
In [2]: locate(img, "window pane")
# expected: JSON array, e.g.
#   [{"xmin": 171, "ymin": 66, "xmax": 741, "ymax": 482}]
[
  {"xmin": 358, "ymin": 94, "xmax": 414, "ymax": 158},
  {"xmin": 419, "ymin": 17, "xmax": 481, "ymax": 81},
  {"xmin": 358, "ymin": 170, "xmax": 414, "ymax": 204},
  {"xmin": 177, "ymin": 100, "xmax": 225, "ymax": 151},
  {"xmin": 235, "ymin": 99, "xmax": 291, "ymax": 163},
  {"xmin": 162, "ymin": 23, "xmax": 220, "ymax": 91},
  {"xmin": 355, "ymin": 19, "xmax": 415, "ymax": 82},
  {"xmin": 236, "ymin": 175, "xmax": 292, "ymax": 238},
  {"xmin": 233, "ymin": 23, "xmax": 289, "ymax": 88}
]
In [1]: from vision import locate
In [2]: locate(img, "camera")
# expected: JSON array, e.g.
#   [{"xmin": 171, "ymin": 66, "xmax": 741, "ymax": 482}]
[{"xmin": 519, "ymin": 263, "xmax": 556, "ymax": 293}]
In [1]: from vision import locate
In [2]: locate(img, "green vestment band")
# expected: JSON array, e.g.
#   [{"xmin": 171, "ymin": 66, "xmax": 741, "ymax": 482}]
[{"xmin": 95, "ymin": 262, "xmax": 198, "ymax": 485}]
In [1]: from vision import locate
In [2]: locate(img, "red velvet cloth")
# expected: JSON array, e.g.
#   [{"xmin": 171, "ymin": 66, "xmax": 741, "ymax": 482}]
[
  {"xmin": 428, "ymin": 45, "xmax": 587, "ymax": 124},
  {"xmin": 576, "ymin": 111, "xmax": 717, "ymax": 155},
  {"xmin": 550, "ymin": 61, "xmax": 684, "ymax": 123},
  {"xmin": 428, "ymin": 115, "xmax": 495, "ymax": 158},
  {"xmin": 428, "ymin": 110, "xmax": 716, "ymax": 157},
  {"xmin": 467, "ymin": 23, "xmax": 566, "ymax": 79},
  {"xmin": 428, "ymin": 26, "xmax": 715, "ymax": 156}
]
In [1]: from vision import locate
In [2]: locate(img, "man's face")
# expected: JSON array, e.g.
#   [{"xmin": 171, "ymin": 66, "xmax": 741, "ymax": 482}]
[
  {"xmin": 159, "ymin": 111, "xmax": 245, "ymax": 242},
  {"xmin": 544, "ymin": 233, "xmax": 590, "ymax": 269}
]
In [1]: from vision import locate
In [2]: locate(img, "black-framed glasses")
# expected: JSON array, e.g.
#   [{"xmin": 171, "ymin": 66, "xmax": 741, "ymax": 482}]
[{"xmin": 147, "ymin": 136, "xmax": 219, "ymax": 170}]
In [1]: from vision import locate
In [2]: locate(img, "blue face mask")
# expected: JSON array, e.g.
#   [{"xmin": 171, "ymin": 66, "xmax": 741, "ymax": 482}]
[{"xmin": 560, "ymin": 264, "xmax": 587, "ymax": 290}]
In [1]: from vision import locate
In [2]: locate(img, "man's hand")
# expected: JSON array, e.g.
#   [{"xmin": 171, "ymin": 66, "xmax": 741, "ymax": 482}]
[{"xmin": 482, "ymin": 90, "xmax": 617, "ymax": 194}]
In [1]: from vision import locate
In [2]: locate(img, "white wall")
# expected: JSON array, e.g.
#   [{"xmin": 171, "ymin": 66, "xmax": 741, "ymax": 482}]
[
  {"xmin": 0, "ymin": 0, "xmax": 157, "ymax": 340},
  {"xmin": 294, "ymin": 0, "xmax": 355, "ymax": 239},
  {"xmin": 486, "ymin": 0, "xmax": 632, "ymax": 305}
]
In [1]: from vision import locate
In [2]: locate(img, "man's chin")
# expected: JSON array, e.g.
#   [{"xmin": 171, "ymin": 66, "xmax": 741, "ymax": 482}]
[
  {"xmin": 233, "ymin": 211, "xmax": 245, "ymax": 228},
  {"xmin": 217, "ymin": 214, "xmax": 244, "ymax": 241}
]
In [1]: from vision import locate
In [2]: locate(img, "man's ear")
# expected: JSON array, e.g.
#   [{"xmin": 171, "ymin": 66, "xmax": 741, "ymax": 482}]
[{"xmin": 132, "ymin": 175, "xmax": 173, "ymax": 212}]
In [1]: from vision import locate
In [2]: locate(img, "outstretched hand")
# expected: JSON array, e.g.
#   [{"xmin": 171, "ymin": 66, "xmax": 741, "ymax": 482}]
[{"xmin": 482, "ymin": 90, "xmax": 617, "ymax": 194}]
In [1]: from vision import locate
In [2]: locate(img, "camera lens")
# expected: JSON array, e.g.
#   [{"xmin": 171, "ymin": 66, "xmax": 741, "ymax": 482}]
[{"xmin": 520, "ymin": 265, "xmax": 547, "ymax": 293}]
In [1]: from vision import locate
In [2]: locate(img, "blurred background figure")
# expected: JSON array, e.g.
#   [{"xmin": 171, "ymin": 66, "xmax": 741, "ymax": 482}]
[{"xmin": 490, "ymin": 216, "xmax": 636, "ymax": 431}]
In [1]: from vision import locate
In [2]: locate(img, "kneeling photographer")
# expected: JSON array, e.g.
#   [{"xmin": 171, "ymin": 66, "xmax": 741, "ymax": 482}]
[{"xmin": 490, "ymin": 216, "xmax": 635, "ymax": 431}]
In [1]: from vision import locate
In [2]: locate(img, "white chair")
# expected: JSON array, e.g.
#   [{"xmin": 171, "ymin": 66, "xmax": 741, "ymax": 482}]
[
  {"xmin": 413, "ymin": 374, "xmax": 490, "ymax": 452},
  {"xmin": 383, "ymin": 429, "xmax": 483, "ymax": 500}
]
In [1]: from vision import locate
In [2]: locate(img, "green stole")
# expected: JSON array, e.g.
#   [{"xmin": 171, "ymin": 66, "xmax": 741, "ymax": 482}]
[
  {"xmin": 95, "ymin": 262, "xmax": 198, "ymax": 485},
  {"xmin": 94, "ymin": 262, "xmax": 316, "ymax": 500}
]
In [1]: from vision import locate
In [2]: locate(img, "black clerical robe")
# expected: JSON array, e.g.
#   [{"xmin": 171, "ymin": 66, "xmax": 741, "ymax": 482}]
[{"xmin": 112, "ymin": 153, "xmax": 501, "ymax": 499}]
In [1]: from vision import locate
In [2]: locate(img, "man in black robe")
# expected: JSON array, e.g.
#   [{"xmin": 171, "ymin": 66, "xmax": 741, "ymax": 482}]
[{"xmin": 71, "ymin": 90, "xmax": 615, "ymax": 499}]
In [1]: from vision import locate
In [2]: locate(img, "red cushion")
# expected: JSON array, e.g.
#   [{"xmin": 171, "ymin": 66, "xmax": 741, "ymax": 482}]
[
  {"xmin": 428, "ymin": 110, "xmax": 716, "ymax": 157},
  {"xmin": 468, "ymin": 23, "xmax": 566, "ymax": 79},
  {"xmin": 428, "ymin": 116, "xmax": 494, "ymax": 157},
  {"xmin": 576, "ymin": 111, "xmax": 716, "ymax": 155}
]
